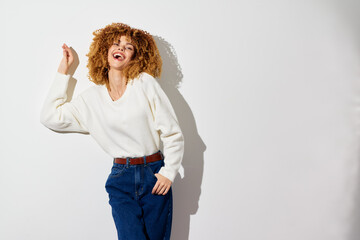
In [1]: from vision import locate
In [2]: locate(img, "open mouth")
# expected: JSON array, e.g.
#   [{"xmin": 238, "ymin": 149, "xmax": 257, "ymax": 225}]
[{"xmin": 113, "ymin": 52, "xmax": 125, "ymax": 61}]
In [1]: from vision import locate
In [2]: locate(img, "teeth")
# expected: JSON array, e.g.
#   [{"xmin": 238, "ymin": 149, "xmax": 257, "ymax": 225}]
[{"xmin": 113, "ymin": 53, "xmax": 123, "ymax": 59}]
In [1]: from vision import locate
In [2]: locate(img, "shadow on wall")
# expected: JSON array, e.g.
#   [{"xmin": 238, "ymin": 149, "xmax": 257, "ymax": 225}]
[
  {"xmin": 336, "ymin": 0, "xmax": 360, "ymax": 239},
  {"xmin": 154, "ymin": 36, "xmax": 206, "ymax": 240}
]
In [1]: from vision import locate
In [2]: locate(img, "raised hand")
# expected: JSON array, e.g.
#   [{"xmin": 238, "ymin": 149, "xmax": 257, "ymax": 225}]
[{"xmin": 57, "ymin": 43, "xmax": 74, "ymax": 75}]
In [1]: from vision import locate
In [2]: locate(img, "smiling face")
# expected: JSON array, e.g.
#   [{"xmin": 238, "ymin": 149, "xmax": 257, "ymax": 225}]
[{"xmin": 107, "ymin": 35, "xmax": 135, "ymax": 71}]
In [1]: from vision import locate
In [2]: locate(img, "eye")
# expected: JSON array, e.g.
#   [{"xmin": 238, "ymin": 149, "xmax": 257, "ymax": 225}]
[{"xmin": 126, "ymin": 47, "xmax": 133, "ymax": 50}]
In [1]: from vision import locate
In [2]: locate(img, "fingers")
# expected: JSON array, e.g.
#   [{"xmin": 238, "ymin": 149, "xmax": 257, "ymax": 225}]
[
  {"xmin": 61, "ymin": 43, "xmax": 74, "ymax": 66},
  {"xmin": 62, "ymin": 43, "xmax": 70, "ymax": 50},
  {"xmin": 160, "ymin": 185, "xmax": 170, "ymax": 195},
  {"xmin": 61, "ymin": 43, "xmax": 72, "ymax": 56},
  {"xmin": 58, "ymin": 43, "xmax": 73, "ymax": 75},
  {"xmin": 151, "ymin": 177, "xmax": 171, "ymax": 195},
  {"xmin": 62, "ymin": 43, "xmax": 68, "ymax": 53},
  {"xmin": 62, "ymin": 45, "xmax": 68, "ymax": 59},
  {"xmin": 152, "ymin": 182, "xmax": 168, "ymax": 195},
  {"xmin": 152, "ymin": 181, "xmax": 160, "ymax": 194},
  {"xmin": 62, "ymin": 48, "xmax": 67, "ymax": 57}
]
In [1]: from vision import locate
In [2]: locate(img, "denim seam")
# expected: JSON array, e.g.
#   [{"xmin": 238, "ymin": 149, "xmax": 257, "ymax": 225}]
[{"xmin": 163, "ymin": 191, "xmax": 172, "ymax": 240}]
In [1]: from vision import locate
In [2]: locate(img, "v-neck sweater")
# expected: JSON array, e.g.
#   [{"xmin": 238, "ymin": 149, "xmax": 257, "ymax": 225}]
[{"xmin": 40, "ymin": 71, "xmax": 184, "ymax": 182}]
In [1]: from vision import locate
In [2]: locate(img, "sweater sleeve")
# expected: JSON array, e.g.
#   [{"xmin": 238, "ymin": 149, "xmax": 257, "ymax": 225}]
[
  {"xmin": 40, "ymin": 72, "xmax": 89, "ymax": 134},
  {"xmin": 145, "ymin": 74, "xmax": 184, "ymax": 183}
]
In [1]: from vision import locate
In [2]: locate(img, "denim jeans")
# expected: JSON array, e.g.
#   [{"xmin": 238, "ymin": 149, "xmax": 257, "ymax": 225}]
[{"xmin": 105, "ymin": 150, "xmax": 173, "ymax": 240}]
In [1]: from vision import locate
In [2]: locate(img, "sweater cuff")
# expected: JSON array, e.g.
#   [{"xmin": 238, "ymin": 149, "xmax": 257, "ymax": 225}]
[
  {"xmin": 158, "ymin": 167, "xmax": 177, "ymax": 183},
  {"xmin": 55, "ymin": 71, "xmax": 71, "ymax": 81},
  {"xmin": 50, "ymin": 72, "xmax": 71, "ymax": 94}
]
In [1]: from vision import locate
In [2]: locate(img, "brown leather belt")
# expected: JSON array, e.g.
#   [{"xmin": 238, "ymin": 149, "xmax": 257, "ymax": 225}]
[{"xmin": 114, "ymin": 151, "xmax": 163, "ymax": 165}]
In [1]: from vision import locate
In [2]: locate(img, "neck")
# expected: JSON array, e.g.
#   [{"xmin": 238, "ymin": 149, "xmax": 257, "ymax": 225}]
[{"xmin": 108, "ymin": 68, "xmax": 127, "ymax": 92}]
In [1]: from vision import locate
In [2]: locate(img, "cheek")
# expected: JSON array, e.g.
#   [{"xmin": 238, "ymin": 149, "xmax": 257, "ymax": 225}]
[
  {"xmin": 108, "ymin": 47, "xmax": 114, "ymax": 56},
  {"xmin": 107, "ymin": 54, "xmax": 112, "ymax": 62}
]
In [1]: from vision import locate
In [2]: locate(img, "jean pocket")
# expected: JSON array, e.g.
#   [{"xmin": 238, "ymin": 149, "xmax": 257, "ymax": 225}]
[
  {"xmin": 109, "ymin": 164, "xmax": 127, "ymax": 178},
  {"xmin": 145, "ymin": 160, "xmax": 163, "ymax": 179}
]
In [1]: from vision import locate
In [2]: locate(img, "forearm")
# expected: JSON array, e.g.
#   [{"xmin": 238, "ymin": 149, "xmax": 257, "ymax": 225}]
[
  {"xmin": 40, "ymin": 72, "xmax": 89, "ymax": 133},
  {"xmin": 158, "ymin": 127, "xmax": 185, "ymax": 182}
]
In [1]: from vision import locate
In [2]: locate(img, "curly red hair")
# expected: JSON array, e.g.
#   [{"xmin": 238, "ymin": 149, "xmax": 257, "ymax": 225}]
[{"xmin": 86, "ymin": 22, "xmax": 162, "ymax": 90}]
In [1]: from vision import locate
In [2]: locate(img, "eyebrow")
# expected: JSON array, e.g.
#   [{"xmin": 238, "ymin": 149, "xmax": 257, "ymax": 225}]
[{"xmin": 116, "ymin": 39, "xmax": 134, "ymax": 47}]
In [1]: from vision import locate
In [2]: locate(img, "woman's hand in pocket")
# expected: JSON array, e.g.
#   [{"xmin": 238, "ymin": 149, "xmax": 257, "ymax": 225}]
[{"xmin": 152, "ymin": 173, "xmax": 172, "ymax": 195}]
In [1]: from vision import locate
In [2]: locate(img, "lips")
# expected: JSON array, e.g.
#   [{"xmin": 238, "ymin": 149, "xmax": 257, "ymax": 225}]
[{"xmin": 112, "ymin": 51, "xmax": 125, "ymax": 61}]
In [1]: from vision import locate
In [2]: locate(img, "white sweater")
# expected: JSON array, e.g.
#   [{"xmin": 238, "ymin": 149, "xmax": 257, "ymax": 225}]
[{"xmin": 40, "ymin": 71, "xmax": 184, "ymax": 182}]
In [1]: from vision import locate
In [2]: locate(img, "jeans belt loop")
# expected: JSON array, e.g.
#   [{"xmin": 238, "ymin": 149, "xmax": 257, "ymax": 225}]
[
  {"xmin": 126, "ymin": 157, "xmax": 130, "ymax": 167},
  {"xmin": 143, "ymin": 156, "xmax": 147, "ymax": 165}
]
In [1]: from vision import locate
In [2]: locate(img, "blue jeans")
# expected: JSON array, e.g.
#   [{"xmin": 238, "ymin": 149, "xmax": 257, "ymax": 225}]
[{"xmin": 105, "ymin": 150, "xmax": 173, "ymax": 240}]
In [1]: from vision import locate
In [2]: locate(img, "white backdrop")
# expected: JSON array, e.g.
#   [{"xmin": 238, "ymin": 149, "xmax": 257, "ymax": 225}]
[{"xmin": 1, "ymin": 0, "xmax": 360, "ymax": 239}]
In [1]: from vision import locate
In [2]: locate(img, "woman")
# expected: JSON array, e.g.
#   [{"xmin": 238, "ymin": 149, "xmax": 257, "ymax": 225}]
[{"xmin": 40, "ymin": 22, "xmax": 184, "ymax": 240}]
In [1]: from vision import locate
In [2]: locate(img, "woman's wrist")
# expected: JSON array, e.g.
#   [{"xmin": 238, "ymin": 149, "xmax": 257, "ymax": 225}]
[{"xmin": 57, "ymin": 68, "xmax": 68, "ymax": 75}]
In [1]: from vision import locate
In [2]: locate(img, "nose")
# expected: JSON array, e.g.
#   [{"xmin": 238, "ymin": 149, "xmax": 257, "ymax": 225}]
[{"xmin": 117, "ymin": 45, "xmax": 125, "ymax": 51}]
